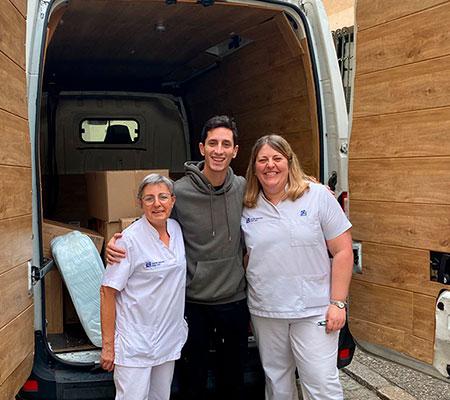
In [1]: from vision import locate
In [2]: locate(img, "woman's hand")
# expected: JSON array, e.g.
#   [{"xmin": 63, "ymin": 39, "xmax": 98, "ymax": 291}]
[
  {"xmin": 100, "ymin": 345, "xmax": 115, "ymax": 372},
  {"xmin": 106, "ymin": 232, "xmax": 126, "ymax": 264},
  {"xmin": 325, "ymin": 304, "xmax": 346, "ymax": 334}
]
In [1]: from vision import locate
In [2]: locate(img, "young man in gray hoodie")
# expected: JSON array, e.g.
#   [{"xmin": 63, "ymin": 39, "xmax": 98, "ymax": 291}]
[
  {"xmin": 106, "ymin": 115, "xmax": 249, "ymax": 399},
  {"xmin": 174, "ymin": 115, "xmax": 248, "ymax": 400}
]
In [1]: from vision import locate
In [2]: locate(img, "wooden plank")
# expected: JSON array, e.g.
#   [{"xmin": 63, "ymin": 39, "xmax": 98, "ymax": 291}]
[
  {"xmin": 413, "ymin": 293, "xmax": 436, "ymax": 341},
  {"xmin": 235, "ymin": 129, "xmax": 315, "ymax": 178},
  {"xmin": 349, "ymin": 316, "xmax": 405, "ymax": 354},
  {"xmin": 351, "ymin": 242, "xmax": 446, "ymax": 297},
  {"xmin": 0, "ymin": 0, "xmax": 25, "ymax": 68},
  {"xmin": 45, "ymin": 269, "xmax": 64, "ymax": 334},
  {"xmin": 0, "ymin": 165, "xmax": 31, "ymax": 219},
  {"xmin": 0, "ymin": 109, "xmax": 30, "ymax": 167},
  {"xmin": 9, "ymin": 0, "xmax": 27, "ymax": 19},
  {"xmin": 353, "ymin": 55, "xmax": 450, "ymax": 118},
  {"xmin": 349, "ymin": 157, "xmax": 450, "ymax": 204},
  {"xmin": 0, "ymin": 353, "xmax": 33, "ymax": 400},
  {"xmin": 0, "ymin": 51, "xmax": 27, "ymax": 118},
  {"xmin": 350, "ymin": 200, "xmax": 450, "ymax": 252},
  {"xmin": 0, "ymin": 305, "xmax": 34, "ymax": 386},
  {"xmin": 0, "ymin": 215, "xmax": 32, "ymax": 275},
  {"xmin": 275, "ymin": 13, "xmax": 304, "ymax": 58},
  {"xmin": 0, "ymin": 262, "xmax": 32, "ymax": 329},
  {"xmin": 349, "ymin": 280, "xmax": 413, "ymax": 331},
  {"xmin": 350, "ymin": 107, "xmax": 450, "ymax": 159},
  {"xmin": 356, "ymin": 0, "xmax": 447, "ymax": 31},
  {"xmin": 404, "ymin": 334, "xmax": 434, "ymax": 364},
  {"xmin": 356, "ymin": 3, "xmax": 450, "ymax": 75}
]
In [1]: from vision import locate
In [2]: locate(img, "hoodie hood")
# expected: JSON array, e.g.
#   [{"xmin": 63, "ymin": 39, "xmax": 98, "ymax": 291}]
[{"xmin": 184, "ymin": 161, "xmax": 235, "ymax": 194}]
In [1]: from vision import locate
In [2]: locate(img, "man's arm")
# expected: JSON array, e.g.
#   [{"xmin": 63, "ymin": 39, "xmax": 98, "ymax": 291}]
[{"xmin": 100, "ymin": 285, "xmax": 117, "ymax": 372}]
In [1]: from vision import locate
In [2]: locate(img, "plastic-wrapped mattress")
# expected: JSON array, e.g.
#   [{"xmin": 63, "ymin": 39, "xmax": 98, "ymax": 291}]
[{"xmin": 51, "ymin": 231, "xmax": 104, "ymax": 347}]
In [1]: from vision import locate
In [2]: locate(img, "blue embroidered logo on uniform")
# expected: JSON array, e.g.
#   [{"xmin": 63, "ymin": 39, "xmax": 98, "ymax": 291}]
[
  {"xmin": 144, "ymin": 260, "xmax": 164, "ymax": 269},
  {"xmin": 245, "ymin": 217, "xmax": 263, "ymax": 224},
  {"xmin": 299, "ymin": 209, "xmax": 307, "ymax": 217}
]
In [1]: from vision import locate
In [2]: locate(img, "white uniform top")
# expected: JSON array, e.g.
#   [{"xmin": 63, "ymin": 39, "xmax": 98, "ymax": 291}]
[
  {"xmin": 102, "ymin": 217, "xmax": 188, "ymax": 367},
  {"xmin": 241, "ymin": 183, "xmax": 352, "ymax": 319}
]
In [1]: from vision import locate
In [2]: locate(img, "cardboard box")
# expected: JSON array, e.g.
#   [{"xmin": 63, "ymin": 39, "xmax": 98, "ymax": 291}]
[
  {"xmin": 120, "ymin": 217, "xmax": 139, "ymax": 231},
  {"xmin": 94, "ymin": 220, "xmax": 121, "ymax": 247},
  {"xmin": 85, "ymin": 169, "xmax": 169, "ymax": 222},
  {"xmin": 43, "ymin": 219, "xmax": 104, "ymax": 259}
]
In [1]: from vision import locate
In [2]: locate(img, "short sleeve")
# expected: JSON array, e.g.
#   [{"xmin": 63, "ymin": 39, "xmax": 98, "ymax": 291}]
[
  {"xmin": 318, "ymin": 186, "xmax": 352, "ymax": 241},
  {"xmin": 102, "ymin": 237, "xmax": 134, "ymax": 291}
]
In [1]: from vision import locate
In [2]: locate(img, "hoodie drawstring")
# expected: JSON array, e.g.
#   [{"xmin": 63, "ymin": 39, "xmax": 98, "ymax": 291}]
[
  {"xmin": 223, "ymin": 190, "xmax": 232, "ymax": 242},
  {"xmin": 208, "ymin": 185, "xmax": 216, "ymax": 237}
]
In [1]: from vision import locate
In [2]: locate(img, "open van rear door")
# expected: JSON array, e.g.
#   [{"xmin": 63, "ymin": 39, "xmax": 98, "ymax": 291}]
[
  {"xmin": 296, "ymin": 0, "xmax": 349, "ymax": 192},
  {"xmin": 0, "ymin": 0, "xmax": 34, "ymax": 398}
]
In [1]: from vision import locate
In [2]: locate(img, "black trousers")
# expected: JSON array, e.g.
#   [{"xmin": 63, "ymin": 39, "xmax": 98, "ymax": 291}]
[{"xmin": 179, "ymin": 299, "xmax": 249, "ymax": 400}]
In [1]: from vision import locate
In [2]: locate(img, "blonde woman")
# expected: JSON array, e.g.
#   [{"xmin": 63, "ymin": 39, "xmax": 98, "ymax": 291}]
[{"xmin": 241, "ymin": 135, "xmax": 353, "ymax": 400}]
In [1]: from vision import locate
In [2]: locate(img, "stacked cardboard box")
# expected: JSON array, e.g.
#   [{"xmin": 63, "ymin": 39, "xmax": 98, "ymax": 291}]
[{"xmin": 85, "ymin": 169, "xmax": 169, "ymax": 259}]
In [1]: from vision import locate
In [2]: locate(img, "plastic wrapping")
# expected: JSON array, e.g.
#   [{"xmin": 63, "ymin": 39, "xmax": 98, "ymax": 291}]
[{"xmin": 51, "ymin": 231, "xmax": 104, "ymax": 347}]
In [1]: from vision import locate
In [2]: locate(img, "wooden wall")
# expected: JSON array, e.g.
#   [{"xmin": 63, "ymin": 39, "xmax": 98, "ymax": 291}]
[
  {"xmin": 184, "ymin": 12, "xmax": 319, "ymax": 178},
  {"xmin": 349, "ymin": 0, "xmax": 450, "ymax": 364},
  {"xmin": 0, "ymin": 0, "xmax": 34, "ymax": 397}
]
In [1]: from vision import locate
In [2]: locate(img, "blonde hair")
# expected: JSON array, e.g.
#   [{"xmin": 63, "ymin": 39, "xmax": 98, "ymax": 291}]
[{"xmin": 244, "ymin": 135, "xmax": 310, "ymax": 208}]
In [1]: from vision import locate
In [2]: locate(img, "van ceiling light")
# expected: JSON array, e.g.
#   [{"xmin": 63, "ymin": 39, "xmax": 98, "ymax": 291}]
[
  {"xmin": 205, "ymin": 35, "xmax": 252, "ymax": 58},
  {"xmin": 155, "ymin": 22, "xmax": 166, "ymax": 33}
]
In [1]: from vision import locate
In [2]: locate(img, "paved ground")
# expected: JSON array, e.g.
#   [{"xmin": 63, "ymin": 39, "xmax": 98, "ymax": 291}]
[
  {"xmin": 340, "ymin": 370, "xmax": 381, "ymax": 399},
  {"xmin": 349, "ymin": 348, "xmax": 450, "ymax": 400}
]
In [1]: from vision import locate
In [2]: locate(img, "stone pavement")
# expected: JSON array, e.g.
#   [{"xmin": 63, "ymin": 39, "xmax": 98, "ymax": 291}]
[{"xmin": 340, "ymin": 347, "xmax": 450, "ymax": 400}]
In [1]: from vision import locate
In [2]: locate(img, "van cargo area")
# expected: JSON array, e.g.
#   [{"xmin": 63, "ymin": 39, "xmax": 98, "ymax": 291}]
[{"xmin": 38, "ymin": 0, "xmax": 322, "ymax": 362}]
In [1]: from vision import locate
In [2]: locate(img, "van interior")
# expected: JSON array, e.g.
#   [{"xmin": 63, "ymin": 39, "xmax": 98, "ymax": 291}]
[{"xmin": 39, "ymin": 0, "xmax": 321, "ymax": 361}]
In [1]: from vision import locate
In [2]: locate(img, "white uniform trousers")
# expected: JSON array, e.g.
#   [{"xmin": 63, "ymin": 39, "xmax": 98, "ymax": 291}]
[
  {"xmin": 114, "ymin": 361, "xmax": 175, "ymax": 400},
  {"xmin": 251, "ymin": 314, "xmax": 343, "ymax": 400}
]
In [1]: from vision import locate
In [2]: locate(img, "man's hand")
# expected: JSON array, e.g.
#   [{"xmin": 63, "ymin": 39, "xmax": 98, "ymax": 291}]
[
  {"xmin": 106, "ymin": 233, "xmax": 126, "ymax": 264},
  {"xmin": 325, "ymin": 304, "xmax": 346, "ymax": 334},
  {"xmin": 100, "ymin": 345, "xmax": 115, "ymax": 372}
]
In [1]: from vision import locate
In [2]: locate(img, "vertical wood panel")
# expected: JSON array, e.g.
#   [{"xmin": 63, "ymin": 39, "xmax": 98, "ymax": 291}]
[
  {"xmin": 350, "ymin": 200, "xmax": 450, "ymax": 252},
  {"xmin": 349, "ymin": 280, "xmax": 413, "ymax": 331},
  {"xmin": 413, "ymin": 293, "xmax": 436, "ymax": 341},
  {"xmin": 0, "ymin": 109, "xmax": 30, "ymax": 167},
  {"xmin": 349, "ymin": 158, "xmax": 450, "ymax": 204},
  {"xmin": 356, "ymin": 3, "xmax": 450, "ymax": 74},
  {"xmin": 0, "ymin": 0, "xmax": 25, "ymax": 68},
  {"xmin": 0, "ymin": 353, "xmax": 33, "ymax": 400},
  {"xmin": 353, "ymin": 55, "xmax": 450, "ymax": 118},
  {"xmin": 350, "ymin": 108, "xmax": 450, "ymax": 159},
  {"xmin": 0, "ymin": 166, "xmax": 32, "ymax": 219},
  {"xmin": 0, "ymin": 50, "xmax": 27, "ymax": 118},
  {"xmin": 0, "ymin": 263, "xmax": 32, "ymax": 329},
  {"xmin": 0, "ymin": 306, "xmax": 34, "ymax": 385},
  {"xmin": 356, "ymin": 0, "xmax": 447, "ymax": 31},
  {"xmin": 0, "ymin": 215, "xmax": 32, "ymax": 275}
]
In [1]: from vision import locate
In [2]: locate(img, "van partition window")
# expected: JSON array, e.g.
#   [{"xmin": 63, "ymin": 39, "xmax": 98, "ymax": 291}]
[{"xmin": 80, "ymin": 119, "xmax": 139, "ymax": 144}]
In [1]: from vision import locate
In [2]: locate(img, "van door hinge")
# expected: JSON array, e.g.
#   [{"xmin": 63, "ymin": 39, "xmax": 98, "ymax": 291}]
[{"xmin": 29, "ymin": 259, "xmax": 55, "ymax": 288}]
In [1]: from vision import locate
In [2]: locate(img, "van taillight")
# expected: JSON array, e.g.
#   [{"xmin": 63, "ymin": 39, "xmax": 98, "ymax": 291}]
[
  {"xmin": 22, "ymin": 379, "xmax": 39, "ymax": 392},
  {"xmin": 339, "ymin": 348, "xmax": 350, "ymax": 359},
  {"xmin": 338, "ymin": 191, "xmax": 349, "ymax": 216}
]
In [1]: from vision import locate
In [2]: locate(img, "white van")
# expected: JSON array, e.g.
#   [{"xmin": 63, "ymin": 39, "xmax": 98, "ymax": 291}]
[{"xmin": 0, "ymin": 0, "xmax": 349, "ymax": 398}]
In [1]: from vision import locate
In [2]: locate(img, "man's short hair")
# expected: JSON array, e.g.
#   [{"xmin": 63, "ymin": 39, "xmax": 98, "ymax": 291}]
[{"xmin": 200, "ymin": 115, "xmax": 238, "ymax": 145}]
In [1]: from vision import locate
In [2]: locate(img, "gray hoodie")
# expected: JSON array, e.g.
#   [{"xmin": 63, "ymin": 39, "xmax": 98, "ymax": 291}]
[{"xmin": 173, "ymin": 161, "xmax": 246, "ymax": 305}]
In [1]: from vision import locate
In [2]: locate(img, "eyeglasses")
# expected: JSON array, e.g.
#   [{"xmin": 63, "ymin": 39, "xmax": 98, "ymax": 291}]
[{"xmin": 141, "ymin": 193, "xmax": 173, "ymax": 205}]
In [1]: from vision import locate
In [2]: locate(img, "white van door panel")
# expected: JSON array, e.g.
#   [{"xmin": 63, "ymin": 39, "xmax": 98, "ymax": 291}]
[{"xmin": 297, "ymin": 0, "xmax": 349, "ymax": 192}]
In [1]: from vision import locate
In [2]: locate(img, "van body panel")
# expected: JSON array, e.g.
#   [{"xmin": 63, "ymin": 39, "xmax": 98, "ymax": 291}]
[
  {"xmin": 349, "ymin": 0, "xmax": 450, "ymax": 373},
  {"xmin": 0, "ymin": 0, "xmax": 34, "ymax": 396}
]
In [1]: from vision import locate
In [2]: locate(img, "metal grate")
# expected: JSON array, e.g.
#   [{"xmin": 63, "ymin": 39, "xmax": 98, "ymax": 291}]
[{"xmin": 332, "ymin": 26, "xmax": 354, "ymax": 113}]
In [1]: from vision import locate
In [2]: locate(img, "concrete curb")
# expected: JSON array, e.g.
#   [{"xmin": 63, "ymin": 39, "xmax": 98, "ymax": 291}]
[{"xmin": 343, "ymin": 360, "xmax": 418, "ymax": 400}]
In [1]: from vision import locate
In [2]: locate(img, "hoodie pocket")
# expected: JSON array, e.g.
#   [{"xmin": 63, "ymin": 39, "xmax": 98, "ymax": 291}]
[{"xmin": 187, "ymin": 255, "xmax": 245, "ymax": 302}]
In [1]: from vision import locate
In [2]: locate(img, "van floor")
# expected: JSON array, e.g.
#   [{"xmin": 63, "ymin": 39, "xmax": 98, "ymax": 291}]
[{"xmin": 48, "ymin": 324, "xmax": 97, "ymax": 353}]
